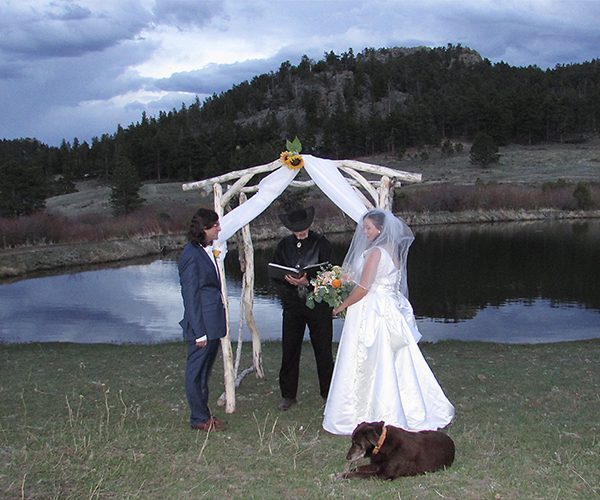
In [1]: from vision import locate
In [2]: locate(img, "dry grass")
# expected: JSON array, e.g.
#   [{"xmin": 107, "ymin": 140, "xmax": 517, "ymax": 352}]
[{"xmin": 371, "ymin": 139, "xmax": 600, "ymax": 185}]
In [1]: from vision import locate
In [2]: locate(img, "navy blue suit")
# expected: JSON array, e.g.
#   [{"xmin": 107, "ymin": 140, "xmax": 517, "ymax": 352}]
[{"xmin": 178, "ymin": 242, "xmax": 226, "ymax": 426}]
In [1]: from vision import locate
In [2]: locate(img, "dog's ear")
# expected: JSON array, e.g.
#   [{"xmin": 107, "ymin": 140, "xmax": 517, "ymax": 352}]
[
  {"xmin": 351, "ymin": 422, "xmax": 365, "ymax": 438},
  {"xmin": 364, "ymin": 427, "xmax": 381, "ymax": 447}
]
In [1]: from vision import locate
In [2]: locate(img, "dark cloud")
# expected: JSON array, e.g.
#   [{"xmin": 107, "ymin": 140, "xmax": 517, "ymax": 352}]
[
  {"xmin": 0, "ymin": 61, "xmax": 25, "ymax": 79},
  {"xmin": 1, "ymin": 0, "xmax": 599, "ymax": 145},
  {"xmin": 428, "ymin": 0, "xmax": 600, "ymax": 68},
  {"xmin": 125, "ymin": 91, "xmax": 200, "ymax": 116},
  {"xmin": 46, "ymin": 3, "xmax": 92, "ymax": 21},
  {"xmin": 0, "ymin": 35, "xmax": 153, "ymax": 142},
  {"xmin": 154, "ymin": 57, "xmax": 283, "ymax": 94},
  {"xmin": 153, "ymin": 45, "xmax": 326, "ymax": 95},
  {"xmin": 152, "ymin": 0, "xmax": 228, "ymax": 28},
  {"xmin": 0, "ymin": 1, "xmax": 153, "ymax": 59}
]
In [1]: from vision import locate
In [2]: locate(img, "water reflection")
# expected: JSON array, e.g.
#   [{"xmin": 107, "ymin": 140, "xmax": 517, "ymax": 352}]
[
  {"xmin": 0, "ymin": 261, "xmax": 183, "ymax": 344},
  {"xmin": 408, "ymin": 220, "xmax": 600, "ymax": 320},
  {"xmin": 232, "ymin": 220, "xmax": 600, "ymax": 316},
  {"xmin": 419, "ymin": 299, "xmax": 600, "ymax": 343},
  {"xmin": 1, "ymin": 220, "xmax": 599, "ymax": 344}
]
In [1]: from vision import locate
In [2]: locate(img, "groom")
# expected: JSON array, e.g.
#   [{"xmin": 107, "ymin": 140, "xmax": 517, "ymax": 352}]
[{"xmin": 178, "ymin": 208, "xmax": 227, "ymax": 431}]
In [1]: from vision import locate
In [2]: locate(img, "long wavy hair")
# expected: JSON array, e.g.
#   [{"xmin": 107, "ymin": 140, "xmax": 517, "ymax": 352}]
[{"xmin": 187, "ymin": 208, "xmax": 218, "ymax": 247}]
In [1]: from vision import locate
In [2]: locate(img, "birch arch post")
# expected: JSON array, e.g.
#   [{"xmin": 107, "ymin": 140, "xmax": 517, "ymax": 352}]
[{"xmin": 182, "ymin": 155, "xmax": 421, "ymax": 413}]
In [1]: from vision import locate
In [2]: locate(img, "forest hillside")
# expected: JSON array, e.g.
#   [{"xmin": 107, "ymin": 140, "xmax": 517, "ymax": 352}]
[{"xmin": 1, "ymin": 44, "xmax": 599, "ymax": 220}]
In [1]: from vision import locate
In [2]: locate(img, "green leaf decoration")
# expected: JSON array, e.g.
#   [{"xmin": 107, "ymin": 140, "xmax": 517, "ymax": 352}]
[{"xmin": 286, "ymin": 136, "xmax": 302, "ymax": 154}]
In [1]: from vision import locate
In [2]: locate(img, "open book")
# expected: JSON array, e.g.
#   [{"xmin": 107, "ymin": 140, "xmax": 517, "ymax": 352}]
[{"xmin": 268, "ymin": 262, "xmax": 329, "ymax": 281}]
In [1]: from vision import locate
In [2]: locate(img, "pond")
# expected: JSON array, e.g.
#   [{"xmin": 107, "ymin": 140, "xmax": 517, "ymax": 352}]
[{"xmin": 1, "ymin": 220, "xmax": 599, "ymax": 344}]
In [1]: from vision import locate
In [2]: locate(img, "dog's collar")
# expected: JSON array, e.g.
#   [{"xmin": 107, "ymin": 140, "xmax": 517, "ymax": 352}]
[{"xmin": 372, "ymin": 425, "xmax": 388, "ymax": 455}]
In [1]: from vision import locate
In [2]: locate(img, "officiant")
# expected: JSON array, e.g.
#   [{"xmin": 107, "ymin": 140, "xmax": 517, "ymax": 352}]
[{"xmin": 271, "ymin": 206, "xmax": 335, "ymax": 411}]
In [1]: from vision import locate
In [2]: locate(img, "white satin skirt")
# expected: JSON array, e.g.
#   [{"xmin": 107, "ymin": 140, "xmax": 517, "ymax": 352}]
[{"xmin": 323, "ymin": 288, "xmax": 455, "ymax": 435}]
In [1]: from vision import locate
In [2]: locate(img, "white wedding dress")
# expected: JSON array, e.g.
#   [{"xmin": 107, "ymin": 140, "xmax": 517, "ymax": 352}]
[{"xmin": 323, "ymin": 247, "xmax": 455, "ymax": 435}]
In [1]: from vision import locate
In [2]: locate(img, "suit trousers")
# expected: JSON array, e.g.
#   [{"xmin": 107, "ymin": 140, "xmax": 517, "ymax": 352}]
[
  {"xmin": 185, "ymin": 339, "xmax": 220, "ymax": 425},
  {"xmin": 279, "ymin": 301, "xmax": 333, "ymax": 400}
]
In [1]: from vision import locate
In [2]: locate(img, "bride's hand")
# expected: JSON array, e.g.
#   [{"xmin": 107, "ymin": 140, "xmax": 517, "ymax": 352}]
[{"xmin": 333, "ymin": 305, "xmax": 344, "ymax": 316}]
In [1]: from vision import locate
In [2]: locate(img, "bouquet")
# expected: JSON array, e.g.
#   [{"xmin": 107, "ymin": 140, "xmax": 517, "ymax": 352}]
[{"xmin": 306, "ymin": 264, "xmax": 354, "ymax": 317}]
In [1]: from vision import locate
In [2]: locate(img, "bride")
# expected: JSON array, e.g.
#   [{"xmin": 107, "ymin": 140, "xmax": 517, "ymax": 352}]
[{"xmin": 323, "ymin": 208, "xmax": 454, "ymax": 435}]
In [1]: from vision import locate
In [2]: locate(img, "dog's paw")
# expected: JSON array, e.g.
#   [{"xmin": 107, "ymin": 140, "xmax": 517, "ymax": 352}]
[{"xmin": 330, "ymin": 471, "xmax": 350, "ymax": 481}]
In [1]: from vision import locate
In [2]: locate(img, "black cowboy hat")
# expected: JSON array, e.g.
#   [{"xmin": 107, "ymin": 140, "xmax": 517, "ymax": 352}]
[{"xmin": 279, "ymin": 206, "xmax": 315, "ymax": 232}]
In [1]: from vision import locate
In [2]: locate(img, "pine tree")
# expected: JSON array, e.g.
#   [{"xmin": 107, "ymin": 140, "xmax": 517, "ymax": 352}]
[
  {"xmin": 573, "ymin": 182, "xmax": 593, "ymax": 209},
  {"xmin": 109, "ymin": 156, "xmax": 144, "ymax": 215},
  {"xmin": 470, "ymin": 132, "xmax": 499, "ymax": 166},
  {"xmin": 0, "ymin": 159, "xmax": 47, "ymax": 217}
]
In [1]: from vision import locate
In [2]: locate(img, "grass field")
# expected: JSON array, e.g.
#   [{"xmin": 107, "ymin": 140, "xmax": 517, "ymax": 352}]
[{"xmin": 1, "ymin": 340, "xmax": 598, "ymax": 499}]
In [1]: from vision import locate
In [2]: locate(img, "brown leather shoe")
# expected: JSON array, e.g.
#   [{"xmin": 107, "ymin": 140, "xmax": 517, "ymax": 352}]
[
  {"xmin": 191, "ymin": 417, "xmax": 227, "ymax": 432},
  {"xmin": 208, "ymin": 416, "xmax": 227, "ymax": 430},
  {"xmin": 191, "ymin": 420, "xmax": 216, "ymax": 432}
]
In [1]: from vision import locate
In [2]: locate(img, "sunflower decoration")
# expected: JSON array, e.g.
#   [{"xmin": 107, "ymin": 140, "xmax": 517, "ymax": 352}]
[{"xmin": 279, "ymin": 137, "xmax": 304, "ymax": 170}]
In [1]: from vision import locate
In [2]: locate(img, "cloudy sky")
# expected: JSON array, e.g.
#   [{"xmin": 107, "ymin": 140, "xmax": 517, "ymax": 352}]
[{"xmin": 1, "ymin": 0, "xmax": 598, "ymax": 146}]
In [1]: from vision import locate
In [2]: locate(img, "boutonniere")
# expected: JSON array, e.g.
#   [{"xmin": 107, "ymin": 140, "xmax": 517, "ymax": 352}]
[{"xmin": 212, "ymin": 249, "xmax": 221, "ymax": 258}]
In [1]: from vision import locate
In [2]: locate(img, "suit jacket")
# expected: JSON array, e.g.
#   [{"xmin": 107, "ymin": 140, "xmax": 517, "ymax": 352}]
[{"xmin": 178, "ymin": 242, "xmax": 227, "ymax": 343}]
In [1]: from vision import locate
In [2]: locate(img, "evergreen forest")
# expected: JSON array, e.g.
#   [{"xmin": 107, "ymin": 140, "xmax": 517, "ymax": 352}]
[{"xmin": 1, "ymin": 44, "xmax": 599, "ymax": 217}]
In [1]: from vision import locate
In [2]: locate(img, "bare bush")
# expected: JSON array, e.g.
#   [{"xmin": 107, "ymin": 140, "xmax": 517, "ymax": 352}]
[
  {"xmin": 0, "ymin": 204, "xmax": 193, "ymax": 248},
  {"xmin": 395, "ymin": 182, "xmax": 600, "ymax": 212}
]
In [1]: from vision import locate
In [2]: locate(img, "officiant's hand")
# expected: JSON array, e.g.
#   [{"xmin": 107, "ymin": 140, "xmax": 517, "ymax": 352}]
[{"xmin": 285, "ymin": 273, "xmax": 309, "ymax": 286}]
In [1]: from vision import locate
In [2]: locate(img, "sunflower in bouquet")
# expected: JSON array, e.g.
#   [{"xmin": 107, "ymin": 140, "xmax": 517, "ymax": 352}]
[{"xmin": 306, "ymin": 264, "xmax": 354, "ymax": 317}]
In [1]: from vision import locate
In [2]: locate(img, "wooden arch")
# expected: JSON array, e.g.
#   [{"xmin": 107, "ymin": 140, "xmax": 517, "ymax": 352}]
[{"xmin": 182, "ymin": 157, "xmax": 421, "ymax": 413}]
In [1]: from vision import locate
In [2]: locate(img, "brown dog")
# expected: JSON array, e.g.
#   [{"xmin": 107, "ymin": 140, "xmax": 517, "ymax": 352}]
[{"xmin": 342, "ymin": 421, "xmax": 455, "ymax": 479}]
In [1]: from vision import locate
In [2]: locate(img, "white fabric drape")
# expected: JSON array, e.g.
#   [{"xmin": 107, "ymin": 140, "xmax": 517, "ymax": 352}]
[
  {"xmin": 302, "ymin": 155, "xmax": 367, "ymax": 223},
  {"xmin": 217, "ymin": 165, "xmax": 299, "ymax": 243},
  {"xmin": 214, "ymin": 155, "xmax": 368, "ymax": 250}
]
